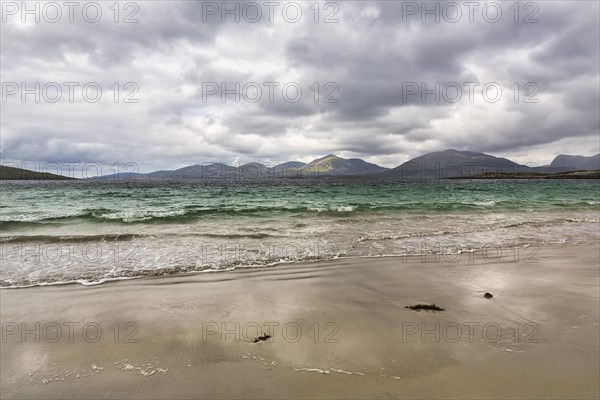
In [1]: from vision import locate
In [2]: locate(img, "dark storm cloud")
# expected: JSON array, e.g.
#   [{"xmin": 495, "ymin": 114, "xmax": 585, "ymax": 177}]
[
  {"xmin": 0, "ymin": 2, "xmax": 224, "ymax": 68},
  {"xmin": 1, "ymin": 0, "xmax": 598, "ymax": 170}
]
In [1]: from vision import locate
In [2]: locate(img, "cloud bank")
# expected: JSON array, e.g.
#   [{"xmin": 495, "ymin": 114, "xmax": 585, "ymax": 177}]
[{"xmin": 1, "ymin": 0, "xmax": 598, "ymax": 171}]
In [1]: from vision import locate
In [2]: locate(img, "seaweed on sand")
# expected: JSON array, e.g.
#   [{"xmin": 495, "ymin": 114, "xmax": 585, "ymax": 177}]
[
  {"xmin": 405, "ymin": 303, "xmax": 445, "ymax": 312},
  {"xmin": 253, "ymin": 334, "xmax": 271, "ymax": 343}
]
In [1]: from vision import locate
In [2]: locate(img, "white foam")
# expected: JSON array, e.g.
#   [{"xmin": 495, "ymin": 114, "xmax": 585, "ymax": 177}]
[
  {"xmin": 297, "ymin": 368, "xmax": 330, "ymax": 375},
  {"xmin": 330, "ymin": 368, "xmax": 353, "ymax": 375}
]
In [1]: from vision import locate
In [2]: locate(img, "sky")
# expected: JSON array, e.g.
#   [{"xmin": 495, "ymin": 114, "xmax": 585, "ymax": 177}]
[{"xmin": 1, "ymin": 0, "xmax": 599, "ymax": 174}]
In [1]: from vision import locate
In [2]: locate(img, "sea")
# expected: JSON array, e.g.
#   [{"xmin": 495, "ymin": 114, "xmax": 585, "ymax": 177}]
[{"xmin": 1, "ymin": 179, "xmax": 598, "ymax": 287}]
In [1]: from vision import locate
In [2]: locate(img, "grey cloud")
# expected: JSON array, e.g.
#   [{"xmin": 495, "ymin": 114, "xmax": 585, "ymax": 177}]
[{"xmin": 1, "ymin": 0, "xmax": 598, "ymax": 169}]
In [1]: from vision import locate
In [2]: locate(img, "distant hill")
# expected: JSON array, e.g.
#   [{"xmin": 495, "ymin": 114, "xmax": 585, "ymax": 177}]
[
  {"xmin": 239, "ymin": 162, "xmax": 271, "ymax": 177},
  {"xmin": 550, "ymin": 154, "xmax": 600, "ymax": 170},
  {"xmin": 89, "ymin": 149, "xmax": 600, "ymax": 181},
  {"xmin": 92, "ymin": 172, "xmax": 145, "ymax": 180},
  {"xmin": 382, "ymin": 149, "xmax": 525, "ymax": 180},
  {"xmin": 95, "ymin": 156, "xmax": 388, "ymax": 179},
  {"xmin": 449, "ymin": 170, "xmax": 600, "ymax": 179},
  {"xmin": 145, "ymin": 163, "xmax": 237, "ymax": 179},
  {"xmin": 0, "ymin": 165, "xmax": 74, "ymax": 180},
  {"xmin": 301, "ymin": 155, "xmax": 389, "ymax": 175},
  {"xmin": 273, "ymin": 161, "xmax": 307, "ymax": 176}
]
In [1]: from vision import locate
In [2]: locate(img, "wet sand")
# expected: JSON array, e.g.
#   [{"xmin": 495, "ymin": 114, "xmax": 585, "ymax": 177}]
[{"xmin": 1, "ymin": 245, "xmax": 599, "ymax": 399}]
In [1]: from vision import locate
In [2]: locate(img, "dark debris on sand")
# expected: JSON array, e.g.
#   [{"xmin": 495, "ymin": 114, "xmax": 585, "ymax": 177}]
[
  {"xmin": 405, "ymin": 303, "xmax": 445, "ymax": 312},
  {"xmin": 253, "ymin": 334, "xmax": 271, "ymax": 343},
  {"xmin": 484, "ymin": 292, "xmax": 494, "ymax": 299}
]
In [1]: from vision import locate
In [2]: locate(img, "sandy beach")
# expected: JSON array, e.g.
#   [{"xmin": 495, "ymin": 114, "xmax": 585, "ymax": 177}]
[{"xmin": 1, "ymin": 244, "xmax": 599, "ymax": 399}]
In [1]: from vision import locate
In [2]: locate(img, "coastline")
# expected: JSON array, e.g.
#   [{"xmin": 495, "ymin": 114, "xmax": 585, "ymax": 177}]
[{"xmin": 1, "ymin": 244, "xmax": 599, "ymax": 399}]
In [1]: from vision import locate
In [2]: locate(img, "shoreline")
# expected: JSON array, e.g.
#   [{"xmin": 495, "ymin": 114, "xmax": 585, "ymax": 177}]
[
  {"xmin": 0, "ymin": 242, "xmax": 595, "ymax": 290},
  {"xmin": 1, "ymin": 244, "xmax": 599, "ymax": 399}
]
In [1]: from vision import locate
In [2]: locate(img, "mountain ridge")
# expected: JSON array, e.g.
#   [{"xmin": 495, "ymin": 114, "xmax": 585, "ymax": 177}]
[
  {"xmin": 4, "ymin": 150, "xmax": 599, "ymax": 180},
  {"xmin": 87, "ymin": 150, "xmax": 600, "ymax": 180},
  {"xmin": 382, "ymin": 149, "xmax": 524, "ymax": 179},
  {"xmin": 550, "ymin": 154, "xmax": 600, "ymax": 170}
]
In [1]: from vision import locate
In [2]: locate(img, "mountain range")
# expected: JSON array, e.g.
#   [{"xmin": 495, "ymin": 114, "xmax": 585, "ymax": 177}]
[
  {"xmin": 112, "ymin": 150, "xmax": 598, "ymax": 180},
  {"xmin": 1, "ymin": 150, "xmax": 599, "ymax": 180},
  {"xmin": 127, "ymin": 154, "xmax": 389, "ymax": 179},
  {"xmin": 550, "ymin": 154, "xmax": 600, "ymax": 170}
]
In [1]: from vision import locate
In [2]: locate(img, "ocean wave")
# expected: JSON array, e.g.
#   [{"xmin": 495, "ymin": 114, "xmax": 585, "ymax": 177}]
[
  {"xmin": 0, "ymin": 233, "xmax": 142, "ymax": 244},
  {"xmin": 307, "ymin": 205, "xmax": 357, "ymax": 213},
  {"xmin": 2, "ymin": 199, "xmax": 598, "ymax": 227},
  {"xmin": 0, "ymin": 253, "xmax": 339, "ymax": 288},
  {"xmin": 469, "ymin": 200, "xmax": 496, "ymax": 207},
  {"xmin": 0, "ymin": 208, "xmax": 274, "ymax": 226},
  {"xmin": 1, "ymin": 276, "xmax": 144, "ymax": 289},
  {"xmin": 1, "ymin": 205, "xmax": 363, "ymax": 226},
  {"xmin": 306, "ymin": 205, "xmax": 358, "ymax": 213},
  {"xmin": 4, "ymin": 236, "xmax": 589, "ymax": 288},
  {"xmin": 355, "ymin": 216, "xmax": 599, "ymax": 243},
  {"xmin": 502, "ymin": 217, "xmax": 599, "ymax": 229},
  {"xmin": 0, "ymin": 231, "xmax": 284, "ymax": 244},
  {"xmin": 356, "ymin": 231, "xmax": 454, "ymax": 242},
  {"xmin": 0, "ymin": 203, "xmax": 481, "ymax": 225},
  {"xmin": 199, "ymin": 232, "xmax": 277, "ymax": 239},
  {"xmin": 2, "ymin": 226, "xmax": 597, "ymax": 288}
]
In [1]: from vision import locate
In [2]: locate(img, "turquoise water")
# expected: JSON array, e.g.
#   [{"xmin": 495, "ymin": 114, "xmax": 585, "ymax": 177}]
[{"xmin": 1, "ymin": 179, "xmax": 598, "ymax": 287}]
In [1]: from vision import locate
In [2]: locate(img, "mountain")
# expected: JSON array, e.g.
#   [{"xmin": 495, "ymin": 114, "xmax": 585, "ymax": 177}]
[
  {"xmin": 550, "ymin": 154, "xmax": 600, "ymax": 170},
  {"xmin": 146, "ymin": 163, "xmax": 237, "ymax": 179},
  {"xmin": 94, "ymin": 172, "xmax": 145, "ymax": 180},
  {"xmin": 89, "ymin": 149, "xmax": 600, "ymax": 181},
  {"xmin": 95, "ymin": 156, "xmax": 388, "ymax": 179},
  {"xmin": 382, "ymin": 149, "xmax": 526, "ymax": 180},
  {"xmin": 300, "ymin": 154, "xmax": 388, "ymax": 175},
  {"xmin": 0, "ymin": 165, "xmax": 75, "ymax": 180},
  {"xmin": 239, "ymin": 162, "xmax": 271, "ymax": 177},
  {"xmin": 273, "ymin": 161, "xmax": 307, "ymax": 175}
]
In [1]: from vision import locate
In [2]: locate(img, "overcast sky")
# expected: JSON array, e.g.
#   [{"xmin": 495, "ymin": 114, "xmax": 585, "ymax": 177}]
[{"xmin": 1, "ymin": 0, "xmax": 599, "ymax": 173}]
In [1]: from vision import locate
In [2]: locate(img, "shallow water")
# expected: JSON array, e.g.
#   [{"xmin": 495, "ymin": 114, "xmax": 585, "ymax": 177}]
[{"xmin": 1, "ymin": 179, "xmax": 598, "ymax": 287}]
